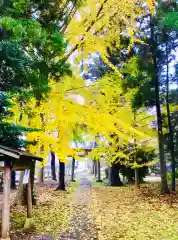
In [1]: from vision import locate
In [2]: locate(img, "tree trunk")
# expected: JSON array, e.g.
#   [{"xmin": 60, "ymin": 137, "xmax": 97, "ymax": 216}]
[
  {"xmin": 56, "ymin": 161, "xmax": 65, "ymax": 190},
  {"xmin": 109, "ymin": 163, "xmax": 123, "ymax": 186},
  {"xmin": 71, "ymin": 157, "xmax": 75, "ymax": 182},
  {"xmin": 11, "ymin": 170, "xmax": 16, "ymax": 189},
  {"xmin": 133, "ymin": 111, "xmax": 139, "ymax": 189},
  {"xmin": 51, "ymin": 152, "xmax": 57, "ymax": 181},
  {"xmin": 38, "ymin": 101, "xmax": 45, "ymax": 184},
  {"xmin": 150, "ymin": 16, "xmax": 170, "ymax": 194},
  {"xmin": 94, "ymin": 160, "xmax": 97, "ymax": 177},
  {"xmin": 13, "ymin": 171, "xmax": 25, "ymax": 206},
  {"xmin": 38, "ymin": 166, "xmax": 44, "ymax": 184},
  {"xmin": 21, "ymin": 166, "xmax": 36, "ymax": 207},
  {"xmin": 38, "ymin": 144, "xmax": 44, "ymax": 184},
  {"xmin": 165, "ymin": 41, "xmax": 176, "ymax": 191},
  {"xmin": 134, "ymin": 168, "xmax": 140, "ymax": 189},
  {"xmin": 96, "ymin": 160, "xmax": 102, "ymax": 182},
  {"xmin": 13, "ymin": 103, "xmax": 25, "ymax": 205},
  {"xmin": 127, "ymin": 174, "xmax": 134, "ymax": 184}
]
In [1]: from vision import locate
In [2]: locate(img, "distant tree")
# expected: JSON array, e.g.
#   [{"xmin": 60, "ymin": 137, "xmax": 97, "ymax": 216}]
[{"xmin": 51, "ymin": 152, "xmax": 57, "ymax": 181}]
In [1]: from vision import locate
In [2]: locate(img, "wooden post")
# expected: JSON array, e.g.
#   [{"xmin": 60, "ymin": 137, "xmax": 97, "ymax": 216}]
[
  {"xmin": 27, "ymin": 175, "xmax": 32, "ymax": 218},
  {"xmin": 24, "ymin": 172, "xmax": 34, "ymax": 229},
  {"xmin": 1, "ymin": 161, "xmax": 11, "ymax": 240}
]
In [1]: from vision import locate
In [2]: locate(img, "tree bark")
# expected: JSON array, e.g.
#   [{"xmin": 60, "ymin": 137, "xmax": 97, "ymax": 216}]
[
  {"xmin": 165, "ymin": 41, "xmax": 176, "ymax": 191},
  {"xmin": 51, "ymin": 152, "xmax": 57, "ymax": 181},
  {"xmin": 13, "ymin": 171, "xmax": 25, "ymax": 206},
  {"xmin": 37, "ymin": 101, "xmax": 45, "ymax": 184},
  {"xmin": 133, "ymin": 112, "xmax": 140, "ymax": 189},
  {"xmin": 38, "ymin": 144, "xmax": 44, "ymax": 184},
  {"xmin": 150, "ymin": 15, "xmax": 170, "ymax": 194},
  {"xmin": 71, "ymin": 157, "xmax": 75, "ymax": 182},
  {"xmin": 133, "ymin": 111, "xmax": 139, "ymax": 189},
  {"xmin": 56, "ymin": 161, "xmax": 65, "ymax": 190},
  {"xmin": 134, "ymin": 168, "xmax": 140, "ymax": 189},
  {"xmin": 109, "ymin": 163, "xmax": 123, "ymax": 186},
  {"xmin": 96, "ymin": 160, "xmax": 102, "ymax": 182},
  {"xmin": 11, "ymin": 170, "xmax": 16, "ymax": 189},
  {"xmin": 38, "ymin": 166, "xmax": 44, "ymax": 184},
  {"xmin": 94, "ymin": 160, "xmax": 97, "ymax": 177},
  {"xmin": 20, "ymin": 166, "xmax": 36, "ymax": 207}
]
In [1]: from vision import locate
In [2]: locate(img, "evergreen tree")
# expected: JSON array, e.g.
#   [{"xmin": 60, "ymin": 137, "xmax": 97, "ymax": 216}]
[{"xmin": 0, "ymin": 1, "xmax": 81, "ymax": 191}]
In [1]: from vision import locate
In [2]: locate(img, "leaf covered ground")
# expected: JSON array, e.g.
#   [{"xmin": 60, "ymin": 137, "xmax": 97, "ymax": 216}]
[
  {"xmin": 60, "ymin": 178, "xmax": 98, "ymax": 240},
  {"xmin": 9, "ymin": 180, "xmax": 178, "ymax": 240},
  {"xmin": 10, "ymin": 183, "xmax": 77, "ymax": 240},
  {"xmin": 92, "ymin": 183, "xmax": 178, "ymax": 240}
]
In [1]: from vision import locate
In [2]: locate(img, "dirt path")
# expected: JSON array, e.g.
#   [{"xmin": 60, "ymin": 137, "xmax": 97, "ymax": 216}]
[
  {"xmin": 60, "ymin": 178, "xmax": 98, "ymax": 240},
  {"xmin": 12, "ymin": 178, "xmax": 98, "ymax": 240}
]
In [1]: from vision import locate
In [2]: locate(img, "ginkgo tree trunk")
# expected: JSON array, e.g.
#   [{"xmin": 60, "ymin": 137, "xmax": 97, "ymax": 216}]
[
  {"xmin": 109, "ymin": 162, "xmax": 123, "ymax": 186},
  {"xmin": 56, "ymin": 161, "xmax": 66, "ymax": 191},
  {"xmin": 51, "ymin": 152, "xmax": 57, "ymax": 181},
  {"xmin": 14, "ymin": 171, "xmax": 24, "ymax": 206}
]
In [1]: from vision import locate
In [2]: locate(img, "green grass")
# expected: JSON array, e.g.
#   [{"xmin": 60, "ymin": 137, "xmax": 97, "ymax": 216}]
[{"xmin": 92, "ymin": 179, "xmax": 108, "ymax": 187}]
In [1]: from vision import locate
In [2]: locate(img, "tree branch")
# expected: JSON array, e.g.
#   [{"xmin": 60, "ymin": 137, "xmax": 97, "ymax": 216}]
[{"xmin": 64, "ymin": 0, "xmax": 109, "ymax": 61}]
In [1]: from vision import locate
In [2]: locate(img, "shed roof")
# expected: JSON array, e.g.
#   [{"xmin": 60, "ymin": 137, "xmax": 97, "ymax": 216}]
[{"xmin": 0, "ymin": 145, "xmax": 42, "ymax": 161}]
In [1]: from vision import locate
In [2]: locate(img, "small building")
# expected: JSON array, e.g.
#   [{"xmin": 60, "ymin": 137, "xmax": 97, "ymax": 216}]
[{"xmin": 0, "ymin": 145, "xmax": 42, "ymax": 240}]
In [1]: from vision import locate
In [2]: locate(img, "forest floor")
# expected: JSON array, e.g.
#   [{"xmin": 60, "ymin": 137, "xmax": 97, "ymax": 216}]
[
  {"xmin": 10, "ymin": 178, "xmax": 98, "ymax": 240},
  {"xmin": 10, "ymin": 182, "xmax": 76, "ymax": 240},
  {"xmin": 10, "ymin": 179, "xmax": 178, "ymax": 240},
  {"xmin": 92, "ymin": 181, "xmax": 178, "ymax": 240}
]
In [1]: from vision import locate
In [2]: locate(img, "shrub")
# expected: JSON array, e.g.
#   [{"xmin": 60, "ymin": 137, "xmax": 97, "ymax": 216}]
[{"xmin": 167, "ymin": 169, "xmax": 178, "ymax": 181}]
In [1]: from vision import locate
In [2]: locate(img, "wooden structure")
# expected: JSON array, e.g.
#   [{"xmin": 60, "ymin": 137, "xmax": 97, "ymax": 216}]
[
  {"xmin": 0, "ymin": 145, "xmax": 42, "ymax": 240},
  {"xmin": 74, "ymin": 148, "xmax": 92, "ymax": 157}
]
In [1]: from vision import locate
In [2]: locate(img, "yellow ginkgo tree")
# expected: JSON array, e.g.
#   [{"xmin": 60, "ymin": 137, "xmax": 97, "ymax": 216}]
[
  {"xmin": 11, "ymin": 70, "xmax": 156, "ymax": 189},
  {"xmin": 65, "ymin": 0, "xmax": 155, "ymax": 65}
]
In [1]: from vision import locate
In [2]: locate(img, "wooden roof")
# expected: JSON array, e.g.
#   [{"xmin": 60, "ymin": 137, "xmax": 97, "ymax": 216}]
[{"xmin": 0, "ymin": 145, "xmax": 42, "ymax": 161}]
